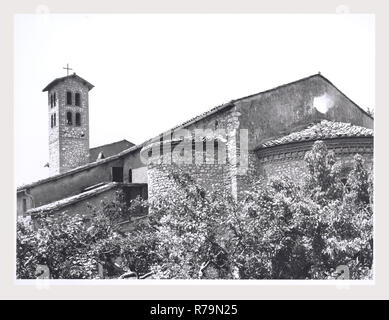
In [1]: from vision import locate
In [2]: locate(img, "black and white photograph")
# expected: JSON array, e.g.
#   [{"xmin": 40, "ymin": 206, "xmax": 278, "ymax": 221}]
[{"xmin": 14, "ymin": 13, "xmax": 374, "ymax": 281}]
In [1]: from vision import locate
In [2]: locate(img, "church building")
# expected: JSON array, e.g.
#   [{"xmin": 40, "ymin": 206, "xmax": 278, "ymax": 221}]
[{"xmin": 16, "ymin": 72, "xmax": 374, "ymax": 218}]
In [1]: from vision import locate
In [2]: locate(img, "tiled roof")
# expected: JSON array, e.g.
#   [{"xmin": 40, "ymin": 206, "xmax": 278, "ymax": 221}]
[
  {"xmin": 27, "ymin": 182, "xmax": 118, "ymax": 215},
  {"xmin": 258, "ymin": 120, "xmax": 373, "ymax": 149},
  {"xmin": 89, "ymin": 139, "xmax": 135, "ymax": 162},
  {"xmin": 42, "ymin": 73, "xmax": 94, "ymax": 92},
  {"xmin": 27, "ymin": 182, "xmax": 147, "ymax": 215}
]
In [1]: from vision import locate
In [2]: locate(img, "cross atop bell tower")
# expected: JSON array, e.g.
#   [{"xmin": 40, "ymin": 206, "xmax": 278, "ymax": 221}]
[
  {"xmin": 42, "ymin": 72, "xmax": 94, "ymax": 176},
  {"xmin": 63, "ymin": 63, "xmax": 73, "ymax": 76}
]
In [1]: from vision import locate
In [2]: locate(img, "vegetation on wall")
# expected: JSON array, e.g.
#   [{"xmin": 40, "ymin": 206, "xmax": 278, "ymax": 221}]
[{"xmin": 17, "ymin": 141, "xmax": 373, "ymax": 279}]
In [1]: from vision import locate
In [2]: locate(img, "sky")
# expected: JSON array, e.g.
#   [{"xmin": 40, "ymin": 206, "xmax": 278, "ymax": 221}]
[{"xmin": 14, "ymin": 14, "xmax": 375, "ymax": 186}]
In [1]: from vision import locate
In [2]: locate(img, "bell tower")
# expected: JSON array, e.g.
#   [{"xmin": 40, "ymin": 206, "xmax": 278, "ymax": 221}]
[{"xmin": 43, "ymin": 70, "xmax": 94, "ymax": 176}]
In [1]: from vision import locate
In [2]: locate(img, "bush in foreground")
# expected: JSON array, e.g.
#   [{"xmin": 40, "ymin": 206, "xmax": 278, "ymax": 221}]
[{"xmin": 17, "ymin": 141, "xmax": 373, "ymax": 279}]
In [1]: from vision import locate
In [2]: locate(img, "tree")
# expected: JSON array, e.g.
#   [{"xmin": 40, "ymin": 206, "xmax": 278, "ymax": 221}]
[
  {"xmin": 17, "ymin": 217, "xmax": 39, "ymax": 279},
  {"xmin": 16, "ymin": 141, "xmax": 373, "ymax": 280},
  {"xmin": 146, "ymin": 170, "xmax": 239, "ymax": 279},
  {"xmin": 231, "ymin": 143, "xmax": 373, "ymax": 279},
  {"xmin": 16, "ymin": 190, "xmax": 156, "ymax": 279}
]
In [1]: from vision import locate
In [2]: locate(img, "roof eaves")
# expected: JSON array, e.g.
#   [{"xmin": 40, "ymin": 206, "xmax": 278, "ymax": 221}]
[
  {"xmin": 254, "ymin": 121, "xmax": 374, "ymax": 151},
  {"xmin": 255, "ymin": 135, "xmax": 374, "ymax": 153},
  {"xmin": 169, "ymin": 101, "xmax": 235, "ymax": 132},
  {"xmin": 42, "ymin": 74, "xmax": 94, "ymax": 92},
  {"xmin": 27, "ymin": 182, "xmax": 147, "ymax": 215},
  {"xmin": 27, "ymin": 182, "xmax": 118, "ymax": 215}
]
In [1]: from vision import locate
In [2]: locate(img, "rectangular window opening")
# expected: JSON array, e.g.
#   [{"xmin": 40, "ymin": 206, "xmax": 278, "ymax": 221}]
[
  {"xmin": 75, "ymin": 93, "xmax": 81, "ymax": 106},
  {"xmin": 75, "ymin": 113, "xmax": 81, "ymax": 126},
  {"xmin": 112, "ymin": 167, "xmax": 124, "ymax": 182},
  {"xmin": 22, "ymin": 198, "xmax": 27, "ymax": 213},
  {"xmin": 66, "ymin": 91, "xmax": 72, "ymax": 105},
  {"xmin": 66, "ymin": 112, "xmax": 73, "ymax": 125}
]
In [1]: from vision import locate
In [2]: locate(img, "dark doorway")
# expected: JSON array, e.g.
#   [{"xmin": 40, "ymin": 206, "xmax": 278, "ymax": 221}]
[
  {"xmin": 112, "ymin": 167, "xmax": 123, "ymax": 182},
  {"xmin": 128, "ymin": 169, "xmax": 132, "ymax": 183}
]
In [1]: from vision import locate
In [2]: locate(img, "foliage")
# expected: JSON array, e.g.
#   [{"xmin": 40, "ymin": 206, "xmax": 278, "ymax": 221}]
[
  {"xmin": 16, "ymin": 190, "xmax": 155, "ymax": 279},
  {"xmin": 16, "ymin": 141, "xmax": 374, "ymax": 279},
  {"xmin": 17, "ymin": 217, "xmax": 39, "ymax": 279}
]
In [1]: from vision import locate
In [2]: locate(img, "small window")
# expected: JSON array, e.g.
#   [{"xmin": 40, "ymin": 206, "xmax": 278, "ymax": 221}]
[
  {"xmin": 54, "ymin": 92, "xmax": 56, "ymax": 106},
  {"xmin": 112, "ymin": 167, "xmax": 123, "ymax": 182},
  {"xmin": 66, "ymin": 111, "xmax": 73, "ymax": 125},
  {"xmin": 22, "ymin": 198, "xmax": 27, "ymax": 213},
  {"xmin": 75, "ymin": 113, "xmax": 81, "ymax": 126},
  {"xmin": 159, "ymin": 136, "xmax": 163, "ymax": 155},
  {"xmin": 191, "ymin": 139, "xmax": 196, "ymax": 158},
  {"xmin": 50, "ymin": 114, "xmax": 53, "ymax": 128},
  {"xmin": 66, "ymin": 91, "xmax": 72, "ymax": 105},
  {"xmin": 75, "ymin": 93, "xmax": 81, "ymax": 106},
  {"xmin": 53, "ymin": 113, "xmax": 56, "ymax": 127},
  {"xmin": 128, "ymin": 169, "xmax": 132, "ymax": 183},
  {"xmin": 202, "ymin": 139, "xmax": 207, "ymax": 163},
  {"xmin": 214, "ymin": 140, "xmax": 219, "ymax": 163},
  {"xmin": 50, "ymin": 94, "xmax": 53, "ymax": 108}
]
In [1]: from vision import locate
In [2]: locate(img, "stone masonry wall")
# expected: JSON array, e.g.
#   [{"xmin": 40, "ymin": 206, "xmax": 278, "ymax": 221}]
[
  {"xmin": 257, "ymin": 138, "xmax": 374, "ymax": 183},
  {"xmin": 147, "ymin": 163, "xmax": 228, "ymax": 201},
  {"xmin": 146, "ymin": 106, "xmax": 242, "ymax": 200},
  {"xmin": 236, "ymin": 151, "xmax": 263, "ymax": 198},
  {"xmin": 146, "ymin": 140, "xmax": 229, "ymax": 201},
  {"xmin": 261, "ymin": 153, "xmax": 373, "ymax": 183}
]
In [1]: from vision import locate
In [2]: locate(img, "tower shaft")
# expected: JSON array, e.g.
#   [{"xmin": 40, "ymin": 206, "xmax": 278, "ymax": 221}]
[{"xmin": 43, "ymin": 73, "xmax": 94, "ymax": 175}]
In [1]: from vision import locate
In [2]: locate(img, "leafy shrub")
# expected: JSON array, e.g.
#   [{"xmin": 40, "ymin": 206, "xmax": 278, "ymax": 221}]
[{"xmin": 16, "ymin": 141, "xmax": 373, "ymax": 279}]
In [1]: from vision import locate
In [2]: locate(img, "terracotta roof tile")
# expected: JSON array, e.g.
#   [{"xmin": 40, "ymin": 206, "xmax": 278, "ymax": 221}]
[
  {"xmin": 258, "ymin": 120, "xmax": 373, "ymax": 149},
  {"xmin": 42, "ymin": 73, "xmax": 94, "ymax": 92}
]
